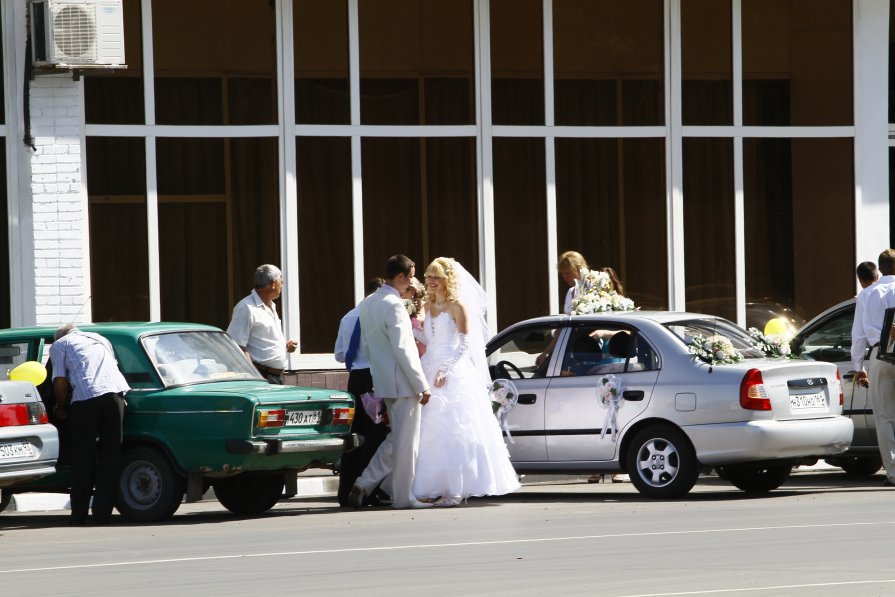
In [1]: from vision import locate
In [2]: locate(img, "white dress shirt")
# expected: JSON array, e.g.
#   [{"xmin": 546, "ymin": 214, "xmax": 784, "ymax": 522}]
[
  {"xmin": 860, "ymin": 275, "xmax": 895, "ymax": 365},
  {"xmin": 226, "ymin": 289, "xmax": 287, "ymax": 369},
  {"xmin": 334, "ymin": 304, "xmax": 370, "ymax": 370},
  {"xmin": 851, "ymin": 281, "xmax": 878, "ymax": 372}
]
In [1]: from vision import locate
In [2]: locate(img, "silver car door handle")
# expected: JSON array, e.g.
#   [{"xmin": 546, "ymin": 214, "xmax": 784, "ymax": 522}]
[
  {"xmin": 623, "ymin": 390, "xmax": 644, "ymax": 401},
  {"xmin": 518, "ymin": 394, "xmax": 537, "ymax": 405}
]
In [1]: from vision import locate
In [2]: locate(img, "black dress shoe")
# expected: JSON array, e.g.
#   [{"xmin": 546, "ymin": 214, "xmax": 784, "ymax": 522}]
[
  {"xmin": 347, "ymin": 484, "xmax": 365, "ymax": 508},
  {"xmin": 69, "ymin": 517, "xmax": 86, "ymax": 526}
]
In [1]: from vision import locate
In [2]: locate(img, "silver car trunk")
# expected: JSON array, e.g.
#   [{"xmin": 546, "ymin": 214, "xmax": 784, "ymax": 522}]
[{"xmin": 748, "ymin": 359, "xmax": 840, "ymax": 421}]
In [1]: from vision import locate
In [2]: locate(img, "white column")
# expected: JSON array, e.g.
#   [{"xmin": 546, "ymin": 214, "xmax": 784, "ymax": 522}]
[{"xmin": 853, "ymin": 0, "xmax": 890, "ymax": 267}]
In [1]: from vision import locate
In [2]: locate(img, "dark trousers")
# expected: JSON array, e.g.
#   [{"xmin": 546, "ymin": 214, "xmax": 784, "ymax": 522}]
[
  {"xmin": 69, "ymin": 393, "xmax": 125, "ymax": 521},
  {"xmin": 337, "ymin": 369, "xmax": 390, "ymax": 506}
]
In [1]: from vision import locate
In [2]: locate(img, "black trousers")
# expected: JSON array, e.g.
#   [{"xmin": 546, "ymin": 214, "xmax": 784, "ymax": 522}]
[
  {"xmin": 69, "ymin": 393, "xmax": 125, "ymax": 521},
  {"xmin": 337, "ymin": 369, "xmax": 390, "ymax": 506}
]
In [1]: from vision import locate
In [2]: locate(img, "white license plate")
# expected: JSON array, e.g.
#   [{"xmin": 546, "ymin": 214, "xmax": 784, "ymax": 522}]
[
  {"xmin": 790, "ymin": 391, "xmax": 827, "ymax": 411},
  {"xmin": 285, "ymin": 410, "xmax": 322, "ymax": 426},
  {"xmin": 0, "ymin": 441, "xmax": 35, "ymax": 460}
]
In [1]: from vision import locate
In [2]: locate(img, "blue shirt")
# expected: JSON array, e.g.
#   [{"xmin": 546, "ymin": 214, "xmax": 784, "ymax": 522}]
[
  {"xmin": 334, "ymin": 305, "xmax": 371, "ymax": 370},
  {"xmin": 50, "ymin": 331, "xmax": 130, "ymax": 403}
]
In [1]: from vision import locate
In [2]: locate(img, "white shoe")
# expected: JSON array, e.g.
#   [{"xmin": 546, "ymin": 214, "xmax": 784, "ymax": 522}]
[{"xmin": 433, "ymin": 496, "xmax": 464, "ymax": 508}]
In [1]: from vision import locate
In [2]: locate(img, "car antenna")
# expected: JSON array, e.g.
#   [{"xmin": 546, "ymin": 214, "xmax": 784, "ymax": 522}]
[{"xmin": 71, "ymin": 295, "xmax": 92, "ymax": 324}]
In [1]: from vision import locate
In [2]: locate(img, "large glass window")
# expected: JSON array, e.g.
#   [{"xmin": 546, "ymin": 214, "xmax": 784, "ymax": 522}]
[
  {"xmin": 152, "ymin": 0, "xmax": 277, "ymax": 125},
  {"xmin": 553, "ymin": 0, "xmax": 664, "ymax": 126},
  {"xmin": 294, "ymin": 0, "xmax": 350, "ymax": 124},
  {"xmin": 157, "ymin": 138, "xmax": 280, "ymax": 328},
  {"xmin": 87, "ymin": 138, "xmax": 149, "ymax": 322},
  {"xmin": 493, "ymin": 138, "xmax": 547, "ymax": 329},
  {"xmin": 744, "ymin": 138, "xmax": 854, "ymax": 321},
  {"xmin": 742, "ymin": 0, "xmax": 852, "ymax": 126},
  {"xmin": 0, "ymin": 141, "xmax": 7, "ymax": 328},
  {"xmin": 683, "ymin": 138, "xmax": 735, "ymax": 321},
  {"xmin": 681, "ymin": 0, "xmax": 732, "ymax": 126},
  {"xmin": 358, "ymin": 0, "xmax": 475, "ymax": 125},
  {"xmin": 297, "ymin": 138, "xmax": 353, "ymax": 353},
  {"xmin": 491, "ymin": 0, "xmax": 544, "ymax": 125},
  {"xmin": 84, "ymin": 0, "xmax": 143, "ymax": 124},
  {"xmin": 361, "ymin": 137, "xmax": 478, "ymax": 280},
  {"xmin": 555, "ymin": 138, "xmax": 667, "ymax": 312}
]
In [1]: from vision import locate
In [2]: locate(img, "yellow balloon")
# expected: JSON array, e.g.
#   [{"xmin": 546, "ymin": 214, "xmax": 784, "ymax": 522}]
[
  {"xmin": 9, "ymin": 361, "xmax": 48, "ymax": 386},
  {"xmin": 763, "ymin": 317, "xmax": 788, "ymax": 338}
]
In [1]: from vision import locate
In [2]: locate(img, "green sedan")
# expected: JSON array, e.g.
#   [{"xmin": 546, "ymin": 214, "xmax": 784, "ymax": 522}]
[{"xmin": 0, "ymin": 322, "xmax": 357, "ymax": 522}]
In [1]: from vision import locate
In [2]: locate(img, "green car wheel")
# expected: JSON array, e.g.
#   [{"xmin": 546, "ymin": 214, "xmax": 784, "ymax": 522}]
[
  {"xmin": 116, "ymin": 445, "xmax": 186, "ymax": 522},
  {"xmin": 214, "ymin": 474, "xmax": 284, "ymax": 516}
]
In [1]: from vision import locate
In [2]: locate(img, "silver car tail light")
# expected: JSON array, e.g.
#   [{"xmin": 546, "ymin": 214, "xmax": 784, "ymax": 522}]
[{"xmin": 740, "ymin": 368, "xmax": 771, "ymax": 411}]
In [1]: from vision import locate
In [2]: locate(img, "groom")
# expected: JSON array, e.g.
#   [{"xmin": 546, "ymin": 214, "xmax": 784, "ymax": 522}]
[{"xmin": 348, "ymin": 254, "xmax": 432, "ymax": 509}]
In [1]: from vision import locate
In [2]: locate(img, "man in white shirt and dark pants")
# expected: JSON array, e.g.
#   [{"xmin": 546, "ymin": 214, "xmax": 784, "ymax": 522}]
[
  {"xmin": 858, "ymin": 249, "xmax": 895, "ymax": 486},
  {"xmin": 227, "ymin": 264, "xmax": 298, "ymax": 384}
]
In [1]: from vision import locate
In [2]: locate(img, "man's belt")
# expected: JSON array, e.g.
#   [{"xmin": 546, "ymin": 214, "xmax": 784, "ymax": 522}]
[{"xmin": 253, "ymin": 361, "xmax": 284, "ymax": 376}]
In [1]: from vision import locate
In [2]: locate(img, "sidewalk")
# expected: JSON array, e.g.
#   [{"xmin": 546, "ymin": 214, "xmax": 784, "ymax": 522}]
[{"xmin": 5, "ymin": 462, "xmax": 841, "ymax": 513}]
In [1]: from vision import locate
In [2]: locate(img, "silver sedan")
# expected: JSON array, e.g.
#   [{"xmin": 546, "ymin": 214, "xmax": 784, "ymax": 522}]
[
  {"xmin": 0, "ymin": 380, "xmax": 59, "ymax": 510},
  {"xmin": 486, "ymin": 311, "xmax": 853, "ymax": 498}
]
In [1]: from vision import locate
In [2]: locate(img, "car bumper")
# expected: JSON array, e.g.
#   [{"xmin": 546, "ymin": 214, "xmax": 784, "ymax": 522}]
[
  {"xmin": 225, "ymin": 434, "xmax": 361, "ymax": 455},
  {"xmin": 685, "ymin": 416, "xmax": 854, "ymax": 465},
  {"xmin": 0, "ymin": 424, "xmax": 60, "ymax": 488}
]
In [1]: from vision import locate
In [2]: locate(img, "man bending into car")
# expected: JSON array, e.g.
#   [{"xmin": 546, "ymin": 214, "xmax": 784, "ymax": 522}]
[{"xmin": 50, "ymin": 324, "xmax": 130, "ymax": 525}]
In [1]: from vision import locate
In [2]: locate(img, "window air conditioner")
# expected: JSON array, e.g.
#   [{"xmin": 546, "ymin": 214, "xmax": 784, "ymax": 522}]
[{"xmin": 29, "ymin": 0, "xmax": 126, "ymax": 69}]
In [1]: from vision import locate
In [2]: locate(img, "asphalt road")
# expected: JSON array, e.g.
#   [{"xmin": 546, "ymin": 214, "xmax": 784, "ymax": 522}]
[{"xmin": 1, "ymin": 470, "xmax": 893, "ymax": 597}]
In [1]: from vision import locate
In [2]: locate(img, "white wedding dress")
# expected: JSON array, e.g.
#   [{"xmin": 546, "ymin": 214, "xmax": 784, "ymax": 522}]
[{"xmin": 412, "ymin": 310, "xmax": 521, "ymax": 501}]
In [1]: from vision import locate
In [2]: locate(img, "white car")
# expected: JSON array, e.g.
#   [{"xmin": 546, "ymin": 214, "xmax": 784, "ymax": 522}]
[
  {"xmin": 486, "ymin": 311, "xmax": 853, "ymax": 498},
  {"xmin": 0, "ymin": 380, "xmax": 60, "ymax": 510}
]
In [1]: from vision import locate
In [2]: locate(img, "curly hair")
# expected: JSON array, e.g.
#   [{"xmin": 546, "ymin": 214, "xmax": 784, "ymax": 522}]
[
  {"xmin": 425, "ymin": 257, "xmax": 460, "ymax": 303},
  {"xmin": 407, "ymin": 276, "xmax": 427, "ymax": 314}
]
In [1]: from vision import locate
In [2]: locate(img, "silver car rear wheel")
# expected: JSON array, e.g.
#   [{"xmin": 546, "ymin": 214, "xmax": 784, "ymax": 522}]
[{"xmin": 626, "ymin": 425, "xmax": 698, "ymax": 499}]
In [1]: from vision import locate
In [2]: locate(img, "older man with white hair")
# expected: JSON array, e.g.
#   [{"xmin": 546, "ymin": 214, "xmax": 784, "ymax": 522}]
[{"xmin": 227, "ymin": 264, "xmax": 298, "ymax": 384}]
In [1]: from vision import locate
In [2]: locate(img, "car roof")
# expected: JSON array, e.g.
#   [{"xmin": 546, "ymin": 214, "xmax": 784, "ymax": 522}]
[
  {"xmin": 498, "ymin": 310, "xmax": 733, "ymax": 332},
  {"xmin": 0, "ymin": 322, "xmax": 222, "ymax": 340},
  {"xmin": 797, "ymin": 297, "xmax": 856, "ymax": 333}
]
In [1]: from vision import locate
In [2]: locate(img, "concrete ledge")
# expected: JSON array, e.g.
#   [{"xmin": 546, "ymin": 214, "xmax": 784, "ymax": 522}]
[{"xmin": 11, "ymin": 493, "xmax": 70, "ymax": 513}]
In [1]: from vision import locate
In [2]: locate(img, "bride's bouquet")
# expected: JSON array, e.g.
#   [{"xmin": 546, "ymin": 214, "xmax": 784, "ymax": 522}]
[{"xmin": 571, "ymin": 269, "xmax": 636, "ymax": 315}]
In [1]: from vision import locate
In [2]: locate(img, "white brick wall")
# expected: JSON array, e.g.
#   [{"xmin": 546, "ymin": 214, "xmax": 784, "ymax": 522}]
[{"xmin": 27, "ymin": 74, "xmax": 90, "ymax": 326}]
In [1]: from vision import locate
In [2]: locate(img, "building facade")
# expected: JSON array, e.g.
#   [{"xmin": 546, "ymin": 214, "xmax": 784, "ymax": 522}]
[{"xmin": 0, "ymin": 0, "xmax": 891, "ymax": 370}]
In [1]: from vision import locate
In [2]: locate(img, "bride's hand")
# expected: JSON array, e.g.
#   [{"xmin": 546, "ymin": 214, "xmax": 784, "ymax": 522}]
[{"xmin": 434, "ymin": 370, "xmax": 447, "ymax": 387}]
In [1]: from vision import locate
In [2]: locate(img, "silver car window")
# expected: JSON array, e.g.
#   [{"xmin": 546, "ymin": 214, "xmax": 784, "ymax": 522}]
[
  {"xmin": 560, "ymin": 327, "xmax": 658, "ymax": 376},
  {"xmin": 796, "ymin": 310, "xmax": 853, "ymax": 363},
  {"xmin": 488, "ymin": 325, "xmax": 560, "ymax": 379}
]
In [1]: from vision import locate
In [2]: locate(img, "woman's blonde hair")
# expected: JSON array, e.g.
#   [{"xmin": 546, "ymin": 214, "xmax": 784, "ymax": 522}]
[
  {"xmin": 425, "ymin": 257, "xmax": 460, "ymax": 302},
  {"xmin": 557, "ymin": 250, "xmax": 588, "ymax": 274}
]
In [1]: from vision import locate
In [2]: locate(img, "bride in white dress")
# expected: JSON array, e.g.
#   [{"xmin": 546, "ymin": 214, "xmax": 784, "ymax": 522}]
[{"xmin": 412, "ymin": 257, "xmax": 520, "ymax": 507}]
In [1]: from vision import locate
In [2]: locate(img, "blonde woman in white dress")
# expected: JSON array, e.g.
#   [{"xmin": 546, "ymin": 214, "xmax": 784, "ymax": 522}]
[{"xmin": 411, "ymin": 257, "xmax": 520, "ymax": 507}]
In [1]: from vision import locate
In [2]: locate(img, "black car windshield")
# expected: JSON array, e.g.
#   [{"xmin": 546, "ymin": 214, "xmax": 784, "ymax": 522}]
[
  {"xmin": 142, "ymin": 331, "xmax": 263, "ymax": 386},
  {"xmin": 665, "ymin": 318, "xmax": 765, "ymax": 359}
]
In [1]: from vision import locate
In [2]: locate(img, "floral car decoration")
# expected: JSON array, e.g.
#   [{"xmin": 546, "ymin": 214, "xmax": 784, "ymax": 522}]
[
  {"xmin": 489, "ymin": 378, "xmax": 519, "ymax": 443},
  {"xmin": 747, "ymin": 327, "xmax": 792, "ymax": 358},
  {"xmin": 597, "ymin": 374, "xmax": 623, "ymax": 442},
  {"xmin": 571, "ymin": 269, "xmax": 637, "ymax": 315},
  {"xmin": 688, "ymin": 333, "xmax": 744, "ymax": 365}
]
